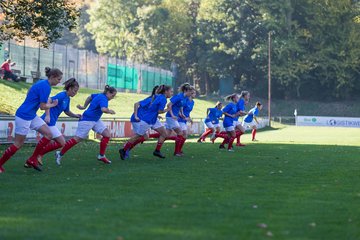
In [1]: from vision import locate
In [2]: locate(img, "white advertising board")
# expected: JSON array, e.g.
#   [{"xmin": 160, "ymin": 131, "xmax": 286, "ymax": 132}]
[{"xmin": 296, "ymin": 116, "xmax": 360, "ymax": 128}]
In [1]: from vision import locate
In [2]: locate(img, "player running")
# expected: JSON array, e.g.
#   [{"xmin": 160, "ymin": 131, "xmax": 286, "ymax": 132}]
[
  {"xmin": 55, "ymin": 85, "xmax": 117, "ymax": 165},
  {"xmin": 119, "ymin": 85, "xmax": 173, "ymax": 160},
  {"xmin": 177, "ymin": 88, "xmax": 196, "ymax": 155},
  {"xmin": 219, "ymin": 93, "xmax": 240, "ymax": 151},
  {"xmin": 0, "ymin": 67, "xmax": 62, "ymax": 173},
  {"xmin": 161, "ymin": 83, "xmax": 193, "ymax": 157},
  {"xmin": 197, "ymin": 101, "xmax": 223, "ymax": 143},
  {"xmin": 242, "ymin": 102, "xmax": 263, "ymax": 141},
  {"xmin": 234, "ymin": 91, "xmax": 250, "ymax": 146},
  {"xmin": 30, "ymin": 78, "xmax": 82, "ymax": 166}
]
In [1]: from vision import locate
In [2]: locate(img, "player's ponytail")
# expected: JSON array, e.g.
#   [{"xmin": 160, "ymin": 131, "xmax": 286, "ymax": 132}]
[
  {"xmin": 256, "ymin": 101, "xmax": 262, "ymax": 107},
  {"xmin": 45, "ymin": 67, "xmax": 62, "ymax": 78},
  {"xmin": 63, "ymin": 78, "xmax": 79, "ymax": 91},
  {"xmin": 178, "ymin": 83, "xmax": 192, "ymax": 93},
  {"xmin": 225, "ymin": 93, "xmax": 237, "ymax": 102},
  {"xmin": 240, "ymin": 90, "xmax": 249, "ymax": 98},
  {"xmin": 103, "ymin": 85, "xmax": 117, "ymax": 94},
  {"xmin": 157, "ymin": 85, "xmax": 172, "ymax": 95}
]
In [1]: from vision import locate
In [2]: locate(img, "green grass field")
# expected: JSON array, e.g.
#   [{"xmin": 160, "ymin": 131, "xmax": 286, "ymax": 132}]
[{"xmin": 0, "ymin": 126, "xmax": 360, "ymax": 239}]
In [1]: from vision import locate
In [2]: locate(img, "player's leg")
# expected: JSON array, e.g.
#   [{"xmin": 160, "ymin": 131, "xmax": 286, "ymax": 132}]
[
  {"xmin": 25, "ymin": 117, "xmax": 53, "ymax": 171},
  {"xmin": 0, "ymin": 134, "xmax": 25, "ymax": 173},
  {"xmin": 153, "ymin": 121, "xmax": 167, "ymax": 158},
  {"xmin": 227, "ymin": 130, "xmax": 236, "ymax": 151},
  {"xmin": 37, "ymin": 126, "xmax": 65, "ymax": 166},
  {"xmin": 252, "ymin": 124, "xmax": 257, "ymax": 141},
  {"xmin": 119, "ymin": 121, "xmax": 149, "ymax": 160},
  {"xmin": 93, "ymin": 121, "xmax": 112, "ymax": 164},
  {"xmin": 235, "ymin": 124, "xmax": 246, "ymax": 147}
]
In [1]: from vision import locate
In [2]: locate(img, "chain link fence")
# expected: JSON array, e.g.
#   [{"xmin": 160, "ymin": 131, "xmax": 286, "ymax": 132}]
[{"xmin": 0, "ymin": 39, "xmax": 174, "ymax": 93}]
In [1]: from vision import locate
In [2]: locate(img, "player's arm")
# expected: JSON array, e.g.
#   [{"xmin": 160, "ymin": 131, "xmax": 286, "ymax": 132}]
[
  {"xmin": 133, "ymin": 102, "xmax": 140, "ymax": 121},
  {"xmin": 206, "ymin": 108, "xmax": 210, "ymax": 116},
  {"xmin": 101, "ymin": 107, "xmax": 115, "ymax": 115},
  {"xmin": 65, "ymin": 111, "xmax": 82, "ymax": 119},
  {"xmin": 40, "ymin": 98, "xmax": 58, "ymax": 110},
  {"xmin": 167, "ymin": 102, "xmax": 177, "ymax": 119},
  {"xmin": 44, "ymin": 109, "xmax": 50, "ymax": 123},
  {"xmin": 77, "ymin": 95, "xmax": 93, "ymax": 110},
  {"xmin": 179, "ymin": 107, "xmax": 186, "ymax": 119},
  {"xmin": 223, "ymin": 112, "xmax": 235, "ymax": 118}
]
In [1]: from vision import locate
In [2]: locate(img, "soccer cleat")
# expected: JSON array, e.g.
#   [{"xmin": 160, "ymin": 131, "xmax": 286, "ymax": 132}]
[
  {"xmin": 0, "ymin": 166, "xmax": 5, "ymax": 173},
  {"xmin": 174, "ymin": 153, "xmax": 183, "ymax": 157},
  {"xmin": 236, "ymin": 143, "xmax": 246, "ymax": 147},
  {"xmin": 153, "ymin": 150, "xmax": 166, "ymax": 159},
  {"xmin": 119, "ymin": 148, "xmax": 126, "ymax": 160},
  {"xmin": 252, "ymin": 139, "xmax": 258, "ymax": 142},
  {"xmin": 24, "ymin": 158, "xmax": 42, "ymax": 172},
  {"xmin": 219, "ymin": 145, "xmax": 225, "ymax": 149},
  {"xmin": 37, "ymin": 155, "xmax": 43, "ymax": 166},
  {"xmin": 97, "ymin": 155, "xmax": 111, "ymax": 164},
  {"xmin": 210, "ymin": 137, "xmax": 216, "ymax": 144},
  {"xmin": 228, "ymin": 148, "xmax": 235, "ymax": 152},
  {"xmin": 55, "ymin": 151, "xmax": 62, "ymax": 166},
  {"xmin": 197, "ymin": 139, "xmax": 203, "ymax": 143}
]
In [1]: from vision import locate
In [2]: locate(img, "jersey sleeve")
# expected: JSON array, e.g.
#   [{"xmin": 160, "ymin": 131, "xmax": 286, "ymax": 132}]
[
  {"xmin": 90, "ymin": 93, "xmax": 99, "ymax": 100},
  {"xmin": 39, "ymin": 84, "xmax": 51, "ymax": 104},
  {"xmin": 170, "ymin": 94, "xmax": 181, "ymax": 104},
  {"xmin": 139, "ymin": 97, "xmax": 152, "ymax": 107},
  {"xmin": 222, "ymin": 104, "xmax": 231, "ymax": 113},
  {"xmin": 99, "ymin": 96, "xmax": 108, "ymax": 108}
]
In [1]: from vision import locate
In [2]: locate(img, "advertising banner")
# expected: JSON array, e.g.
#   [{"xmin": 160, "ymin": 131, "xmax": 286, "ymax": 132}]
[{"xmin": 296, "ymin": 116, "xmax": 360, "ymax": 128}]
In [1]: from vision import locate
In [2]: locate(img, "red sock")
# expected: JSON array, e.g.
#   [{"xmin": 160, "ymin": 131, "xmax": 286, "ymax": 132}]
[
  {"xmin": 0, "ymin": 144, "xmax": 19, "ymax": 167},
  {"xmin": 174, "ymin": 135, "xmax": 184, "ymax": 154},
  {"xmin": 252, "ymin": 129, "xmax": 257, "ymax": 140},
  {"xmin": 100, "ymin": 137, "xmax": 110, "ymax": 156},
  {"xmin": 40, "ymin": 141, "xmax": 63, "ymax": 156},
  {"xmin": 221, "ymin": 136, "xmax": 229, "ymax": 146},
  {"xmin": 123, "ymin": 141, "xmax": 133, "ymax": 151},
  {"xmin": 30, "ymin": 137, "xmax": 51, "ymax": 159},
  {"xmin": 236, "ymin": 131, "xmax": 244, "ymax": 144},
  {"xmin": 149, "ymin": 133, "xmax": 160, "ymax": 138},
  {"xmin": 216, "ymin": 132, "xmax": 228, "ymax": 139},
  {"xmin": 228, "ymin": 137, "xmax": 235, "ymax": 149},
  {"xmin": 166, "ymin": 136, "xmax": 177, "ymax": 141},
  {"xmin": 130, "ymin": 136, "xmax": 145, "ymax": 150},
  {"xmin": 179, "ymin": 137, "xmax": 187, "ymax": 152},
  {"xmin": 200, "ymin": 129, "xmax": 213, "ymax": 141},
  {"xmin": 155, "ymin": 141, "xmax": 163, "ymax": 151},
  {"xmin": 60, "ymin": 138, "xmax": 78, "ymax": 156}
]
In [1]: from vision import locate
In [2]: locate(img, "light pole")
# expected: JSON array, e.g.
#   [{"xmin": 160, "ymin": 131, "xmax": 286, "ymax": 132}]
[{"xmin": 268, "ymin": 32, "xmax": 272, "ymax": 127}]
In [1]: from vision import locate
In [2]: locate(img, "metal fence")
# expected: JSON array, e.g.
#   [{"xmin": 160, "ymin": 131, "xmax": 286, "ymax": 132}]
[{"xmin": 0, "ymin": 39, "xmax": 174, "ymax": 93}]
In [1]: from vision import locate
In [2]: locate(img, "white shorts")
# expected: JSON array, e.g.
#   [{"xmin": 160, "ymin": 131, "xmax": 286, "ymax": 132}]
[
  {"xmin": 225, "ymin": 126, "xmax": 235, "ymax": 132},
  {"xmin": 233, "ymin": 120, "xmax": 241, "ymax": 127},
  {"xmin": 15, "ymin": 116, "xmax": 46, "ymax": 136},
  {"xmin": 242, "ymin": 121, "xmax": 256, "ymax": 129},
  {"xmin": 152, "ymin": 119, "xmax": 163, "ymax": 130},
  {"xmin": 166, "ymin": 117, "xmax": 180, "ymax": 130},
  {"xmin": 132, "ymin": 120, "xmax": 151, "ymax": 136},
  {"xmin": 49, "ymin": 126, "xmax": 62, "ymax": 139},
  {"xmin": 205, "ymin": 122, "xmax": 220, "ymax": 129},
  {"xmin": 76, "ymin": 120, "xmax": 107, "ymax": 139},
  {"xmin": 179, "ymin": 122, "xmax": 188, "ymax": 131}
]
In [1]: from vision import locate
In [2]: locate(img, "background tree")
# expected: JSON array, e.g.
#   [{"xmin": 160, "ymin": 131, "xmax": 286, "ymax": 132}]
[{"xmin": 0, "ymin": 0, "xmax": 79, "ymax": 47}]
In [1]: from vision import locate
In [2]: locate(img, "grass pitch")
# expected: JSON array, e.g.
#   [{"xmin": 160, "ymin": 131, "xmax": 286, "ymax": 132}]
[{"xmin": 0, "ymin": 126, "xmax": 360, "ymax": 239}]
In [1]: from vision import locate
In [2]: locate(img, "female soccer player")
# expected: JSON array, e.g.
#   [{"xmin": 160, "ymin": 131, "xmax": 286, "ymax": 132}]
[
  {"xmin": 234, "ymin": 91, "xmax": 250, "ymax": 146},
  {"xmin": 34, "ymin": 78, "xmax": 82, "ymax": 166},
  {"xmin": 0, "ymin": 67, "xmax": 62, "ymax": 173},
  {"xmin": 177, "ymin": 88, "xmax": 196, "ymax": 155},
  {"xmin": 163, "ymin": 83, "xmax": 193, "ymax": 157},
  {"xmin": 219, "ymin": 93, "xmax": 240, "ymax": 151},
  {"xmin": 119, "ymin": 85, "xmax": 173, "ymax": 160},
  {"xmin": 197, "ymin": 101, "xmax": 223, "ymax": 143},
  {"xmin": 242, "ymin": 102, "xmax": 262, "ymax": 141},
  {"xmin": 55, "ymin": 85, "xmax": 117, "ymax": 165}
]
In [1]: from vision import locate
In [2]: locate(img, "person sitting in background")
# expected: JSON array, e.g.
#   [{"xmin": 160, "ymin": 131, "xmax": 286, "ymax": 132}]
[{"xmin": 1, "ymin": 59, "xmax": 19, "ymax": 82}]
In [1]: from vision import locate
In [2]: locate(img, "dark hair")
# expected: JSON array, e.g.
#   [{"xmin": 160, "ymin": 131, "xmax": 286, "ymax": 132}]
[
  {"xmin": 157, "ymin": 84, "xmax": 172, "ymax": 94},
  {"xmin": 225, "ymin": 93, "xmax": 237, "ymax": 102},
  {"xmin": 45, "ymin": 67, "xmax": 63, "ymax": 78},
  {"xmin": 240, "ymin": 91, "xmax": 249, "ymax": 98},
  {"xmin": 215, "ymin": 101, "xmax": 222, "ymax": 108},
  {"xmin": 256, "ymin": 101, "xmax": 262, "ymax": 107},
  {"xmin": 63, "ymin": 78, "xmax": 79, "ymax": 91},
  {"xmin": 103, "ymin": 85, "xmax": 117, "ymax": 94},
  {"xmin": 178, "ymin": 83, "xmax": 192, "ymax": 93}
]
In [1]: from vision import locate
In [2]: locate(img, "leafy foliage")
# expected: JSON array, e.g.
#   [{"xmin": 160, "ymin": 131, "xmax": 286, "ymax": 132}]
[{"xmin": 0, "ymin": 0, "xmax": 79, "ymax": 47}]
